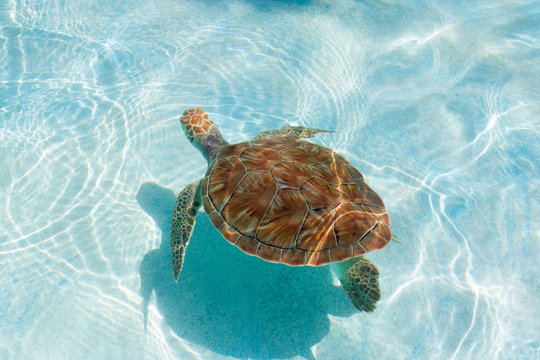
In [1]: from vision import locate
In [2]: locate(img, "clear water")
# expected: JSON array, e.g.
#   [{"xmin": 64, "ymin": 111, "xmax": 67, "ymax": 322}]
[{"xmin": 1, "ymin": 0, "xmax": 539, "ymax": 359}]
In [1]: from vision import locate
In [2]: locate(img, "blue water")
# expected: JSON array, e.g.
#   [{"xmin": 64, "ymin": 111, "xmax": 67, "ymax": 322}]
[{"xmin": 1, "ymin": 0, "xmax": 539, "ymax": 359}]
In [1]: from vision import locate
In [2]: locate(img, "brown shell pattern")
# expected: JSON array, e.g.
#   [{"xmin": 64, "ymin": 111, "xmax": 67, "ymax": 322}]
[{"xmin": 201, "ymin": 138, "xmax": 391, "ymax": 266}]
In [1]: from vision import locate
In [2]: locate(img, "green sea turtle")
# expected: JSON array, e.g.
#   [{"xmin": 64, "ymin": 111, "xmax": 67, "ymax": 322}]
[{"xmin": 171, "ymin": 108, "xmax": 392, "ymax": 312}]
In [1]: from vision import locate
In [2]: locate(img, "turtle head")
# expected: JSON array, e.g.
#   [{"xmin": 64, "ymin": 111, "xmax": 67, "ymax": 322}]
[{"xmin": 180, "ymin": 108, "xmax": 229, "ymax": 162}]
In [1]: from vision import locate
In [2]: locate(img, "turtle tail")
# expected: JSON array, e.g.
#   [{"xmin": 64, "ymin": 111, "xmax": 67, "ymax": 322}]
[{"xmin": 340, "ymin": 256, "xmax": 381, "ymax": 312}]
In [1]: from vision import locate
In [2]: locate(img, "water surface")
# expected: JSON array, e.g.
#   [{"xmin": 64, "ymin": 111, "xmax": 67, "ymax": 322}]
[{"xmin": 1, "ymin": 0, "xmax": 539, "ymax": 359}]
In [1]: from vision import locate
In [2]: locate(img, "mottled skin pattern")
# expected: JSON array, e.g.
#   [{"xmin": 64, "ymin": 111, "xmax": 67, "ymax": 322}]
[
  {"xmin": 341, "ymin": 257, "xmax": 381, "ymax": 312},
  {"xmin": 170, "ymin": 181, "xmax": 201, "ymax": 281},
  {"xmin": 171, "ymin": 108, "xmax": 392, "ymax": 312},
  {"xmin": 254, "ymin": 125, "xmax": 333, "ymax": 140},
  {"xmin": 181, "ymin": 108, "xmax": 229, "ymax": 161}
]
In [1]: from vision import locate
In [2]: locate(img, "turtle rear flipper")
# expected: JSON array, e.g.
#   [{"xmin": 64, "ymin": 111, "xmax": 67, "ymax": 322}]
[
  {"xmin": 254, "ymin": 125, "xmax": 333, "ymax": 140},
  {"xmin": 170, "ymin": 180, "xmax": 202, "ymax": 281},
  {"xmin": 340, "ymin": 257, "xmax": 381, "ymax": 312}
]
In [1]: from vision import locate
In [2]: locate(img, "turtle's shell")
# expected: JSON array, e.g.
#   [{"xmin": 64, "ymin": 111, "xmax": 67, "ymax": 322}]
[{"xmin": 201, "ymin": 137, "xmax": 391, "ymax": 266}]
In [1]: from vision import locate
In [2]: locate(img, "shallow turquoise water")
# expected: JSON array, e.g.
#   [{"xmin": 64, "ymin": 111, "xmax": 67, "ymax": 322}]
[{"xmin": 1, "ymin": 0, "xmax": 539, "ymax": 359}]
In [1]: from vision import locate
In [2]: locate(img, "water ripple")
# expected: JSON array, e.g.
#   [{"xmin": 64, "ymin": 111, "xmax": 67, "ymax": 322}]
[{"xmin": 1, "ymin": 0, "xmax": 539, "ymax": 359}]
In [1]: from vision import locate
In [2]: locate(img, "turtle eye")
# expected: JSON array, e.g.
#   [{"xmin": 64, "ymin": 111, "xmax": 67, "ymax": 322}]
[{"xmin": 181, "ymin": 122, "xmax": 194, "ymax": 140}]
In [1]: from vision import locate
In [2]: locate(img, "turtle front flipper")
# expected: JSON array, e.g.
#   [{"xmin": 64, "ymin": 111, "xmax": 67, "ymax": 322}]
[
  {"xmin": 339, "ymin": 256, "xmax": 381, "ymax": 312},
  {"xmin": 170, "ymin": 180, "xmax": 202, "ymax": 281},
  {"xmin": 254, "ymin": 125, "xmax": 333, "ymax": 140}
]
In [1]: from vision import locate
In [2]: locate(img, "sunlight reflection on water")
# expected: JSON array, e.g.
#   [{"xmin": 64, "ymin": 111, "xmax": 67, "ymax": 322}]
[{"xmin": 1, "ymin": 0, "xmax": 539, "ymax": 359}]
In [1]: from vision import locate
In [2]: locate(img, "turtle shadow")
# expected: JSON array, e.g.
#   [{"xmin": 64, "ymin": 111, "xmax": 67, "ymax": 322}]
[{"xmin": 137, "ymin": 182, "xmax": 355, "ymax": 359}]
